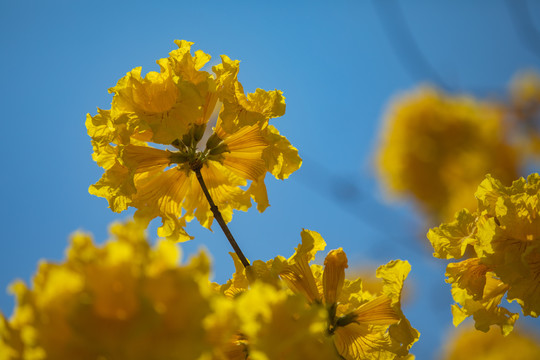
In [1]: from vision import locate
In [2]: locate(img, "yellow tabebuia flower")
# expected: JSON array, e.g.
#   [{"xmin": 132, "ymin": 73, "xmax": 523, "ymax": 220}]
[
  {"xmin": 274, "ymin": 230, "xmax": 419, "ymax": 359},
  {"xmin": 376, "ymin": 86, "xmax": 518, "ymax": 222},
  {"xmin": 207, "ymin": 253, "xmax": 341, "ymax": 360},
  {"xmin": 440, "ymin": 324, "xmax": 540, "ymax": 360},
  {"xmin": 428, "ymin": 173, "xmax": 540, "ymax": 335},
  {"xmin": 214, "ymin": 230, "xmax": 418, "ymax": 359},
  {"xmin": 2, "ymin": 220, "xmax": 219, "ymax": 360},
  {"xmin": 87, "ymin": 40, "xmax": 301, "ymax": 241}
]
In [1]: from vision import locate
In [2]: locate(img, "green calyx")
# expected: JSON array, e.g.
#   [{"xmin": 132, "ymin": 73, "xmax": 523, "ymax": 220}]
[
  {"xmin": 335, "ymin": 312, "xmax": 358, "ymax": 328},
  {"xmin": 327, "ymin": 303, "xmax": 359, "ymax": 336},
  {"xmin": 169, "ymin": 124, "xmax": 229, "ymax": 168}
]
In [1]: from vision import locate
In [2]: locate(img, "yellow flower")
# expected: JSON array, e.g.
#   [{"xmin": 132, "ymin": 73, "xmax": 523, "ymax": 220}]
[
  {"xmin": 213, "ymin": 231, "xmax": 418, "ymax": 359},
  {"xmin": 440, "ymin": 324, "xmax": 540, "ymax": 360},
  {"xmin": 446, "ymin": 259, "xmax": 518, "ymax": 335},
  {"xmin": 205, "ymin": 253, "xmax": 340, "ymax": 360},
  {"xmin": 200, "ymin": 295, "xmax": 249, "ymax": 360},
  {"xmin": 428, "ymin": 173, "xmax": 540, "ymax": 335},
  {"xmin": 376, "ymin": 86, "xmax": 518, "ymax": 222},
  {"xmin": 87, "ymin": 40, "xmax": 301, "ymax": 241},
  {"xmin": 235, "ymin": 282, "xmax": 341, "ymax": 360},
  {"xmin": 274, "ymin": 230, "xmax": 419, "ymax": 360},
  {"xmin": 3, "ymin": 220, "xmax": 221, "ymax": 360}
]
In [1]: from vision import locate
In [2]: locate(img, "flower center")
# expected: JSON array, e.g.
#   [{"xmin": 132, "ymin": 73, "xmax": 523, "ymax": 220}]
[{"xmin": 169, "ymin": 124, "xmax": 229, "ymax": 170}]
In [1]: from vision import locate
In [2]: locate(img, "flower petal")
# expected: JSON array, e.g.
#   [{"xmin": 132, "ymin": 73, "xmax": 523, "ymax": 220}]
[
  {"xmin": 323, "ymin": 248, "xmax": 348, "ymax": 305},
  {"xmin": 262, "ymin": 125, "xmax": 302, "ymax": 180}
]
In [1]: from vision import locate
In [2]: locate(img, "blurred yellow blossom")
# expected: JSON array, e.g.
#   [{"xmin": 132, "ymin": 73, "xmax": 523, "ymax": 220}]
[
  {"xmin": 2, "ymin": 221, "xmax": 217, "ymax": 360},
  {"xmin": 87, "ymin": 40, "xmax": 301, "ymax": 241},
  {"xmin": 376, "ymin": 86, "xmax": 518, "ymax": 222},
  {"xmin": 428, "ymin": 173, "xmax": 540, "ymax": 335},
  {"xmin": 440, "ymin": 324, "xmax": 540, "ymax": 360},
  {"xmin": 235, "ymin": 282, "xmax": 341, "ymax": 360}
]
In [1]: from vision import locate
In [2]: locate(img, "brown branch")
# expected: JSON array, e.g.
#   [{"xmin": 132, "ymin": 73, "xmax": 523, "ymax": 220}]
[{"xmin": 193, "ymin": 165, "xmax": 251, "ymax": 268}]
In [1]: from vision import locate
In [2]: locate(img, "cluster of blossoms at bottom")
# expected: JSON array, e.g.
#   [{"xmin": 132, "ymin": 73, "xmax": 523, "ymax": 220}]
[
  {"xmin": 427, "ymin": 173, "xmax": 540, "ymax": 335},
  {"xmin": 0, "ymin": 222, "xmax": 418, "ymax": 360}
]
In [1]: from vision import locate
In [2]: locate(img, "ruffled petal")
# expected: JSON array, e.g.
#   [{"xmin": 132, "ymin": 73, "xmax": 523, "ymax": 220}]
[
  {"xmin": 262, "ymin": 125, "xmax": 302, "ymax": 180},
  {"xmin": 376, "ymin": 260, "xmax": 420, "ymax": 356},
  {"xmin": 89, "ymin": 161, "xmax": 136, "ymax": 213},
  {"xmin": 247, "ymin": 177, "xmax": 270, "ymax": 212},
  {"xmin": 109, "ymin": 65, "xmax": 178, "ymax": 115},
  {"xmin": 451, "ymin": 272, "xmax": 518, "ymax": 335},
  {"xmin": 131, "ymin": 167, "xmax": 191, "ymax": 241},
  {"xmin": 427, "ymin": 209, "xmax": 477, "ymax": 259},
  {"xmin": 277, "ymin": 230, "xmax": 326, "ymax": 303},
  {"xmin": 213, "ymin": 55, "xmax": 286, "ymax": 134},
  {"xmin": 220, "ymin": 253, "xmax": 250, "ymax": 298}
]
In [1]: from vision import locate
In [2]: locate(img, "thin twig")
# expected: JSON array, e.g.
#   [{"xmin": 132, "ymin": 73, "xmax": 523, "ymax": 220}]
[{"xmin": 193, "ymin": 165, "xmax": 251, "ymax": 268}]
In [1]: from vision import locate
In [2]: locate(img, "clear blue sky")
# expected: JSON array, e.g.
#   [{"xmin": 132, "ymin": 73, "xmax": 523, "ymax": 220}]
[{"xmin": 1, "ymin": 1, "xmax": 539, "ymax": 358}]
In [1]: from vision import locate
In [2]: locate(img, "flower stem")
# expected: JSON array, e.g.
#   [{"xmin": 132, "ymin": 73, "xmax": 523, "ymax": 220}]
[{"xmin": 192, "ymin": 165, "xmax": 251, "ymax": 268}]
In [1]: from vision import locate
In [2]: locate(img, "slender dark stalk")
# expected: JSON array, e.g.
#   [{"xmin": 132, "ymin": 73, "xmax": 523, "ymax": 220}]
[{"xmin": 192, "ymin": 165, "xmax": 251, "ymax": 268}]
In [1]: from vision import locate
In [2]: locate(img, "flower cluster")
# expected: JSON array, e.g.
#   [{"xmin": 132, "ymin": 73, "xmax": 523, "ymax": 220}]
[
  {"xmin": 220, "ymin": 229, "xmax": 419, "ymax": 360},
  {"xmin": 87, "ymin": 40, "xmax": 301, "ymax": 241},
  {"xmin": 376, "ymin": 86, "xmax": 518, "ymax": 222},
  {"xmin": 1, "ymin": 221, "xmax": 216, "ymax": 359},
  {"xmin": 0, "ymin": 222, "xmax": 418, "ymax": 360},
  {"xmin": 440, "ymin": 325, "xmax": 540, "ymax": 360},
  {"xmin": 427, "ymin": 173, "xmax": 540, "ymax": 335}
]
